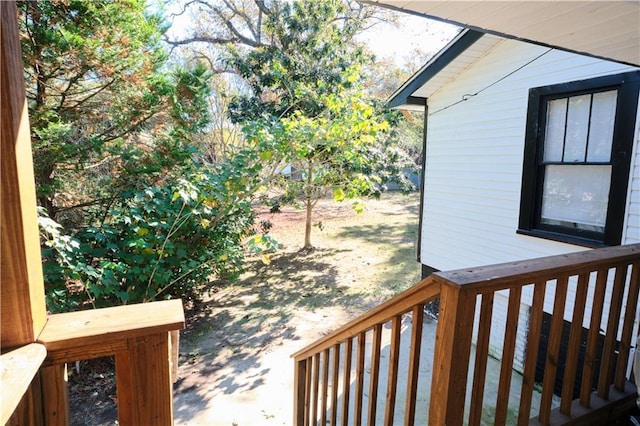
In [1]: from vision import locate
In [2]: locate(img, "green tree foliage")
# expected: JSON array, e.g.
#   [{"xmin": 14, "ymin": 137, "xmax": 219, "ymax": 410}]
[
  {"xmin": 225, "ymin": 0, "xmax": 415, "ymax": 248},
  {"xmin": 22, "ymin": 0, "xmax": 267, "ymax": 311},
  {"xmin": 225, "ymin": 0, "xmax": 367, "ymax": 121},
  {"xmin": 20, "ymin": 0, "xmax": 207, "ymax": 223},
  {"xmin": 39, "ymin": 156, "xmax": 267, "ymax": 311}
]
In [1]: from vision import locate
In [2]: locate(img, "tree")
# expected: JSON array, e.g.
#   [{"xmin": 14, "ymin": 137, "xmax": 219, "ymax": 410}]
[
  {"xmin": 19, "ymin": 0, "xmax": 208, "ymax": 225},
  {"xmin": 21, "ymin": 0, "xmax": 273, "ymax": 311},
  {"xmin": 165, "ymin": 0, "xmax": 425, "ymax": 180},
  {"xmin": 226, "ymin": 0, "xmax": 414, "ymax": 248},
  {"xmin": 39, "ymin": 153, "xmax": 268, "ymax": 311},
  {"xmin": 165, "ymin": 0, "xmax": 393, "ymax": 55}
]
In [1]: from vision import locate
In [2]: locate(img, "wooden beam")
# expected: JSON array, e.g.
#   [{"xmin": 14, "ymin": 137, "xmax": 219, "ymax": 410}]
[
  {"xmin": 6, "ymin": 372, "xmax": 44, "ymax": 426},
  {"xmin": 37, "ymin": 299, "xmax": 185, "ymax": 363},
  {"xmin": 0, "ymin": 343, "xmax": 47, "ymax": 424},
  {"xmin": 429, "ymin": 283, "xmax": 476, "ymax": 425},
  {"xmin": 435, "ymin": 244, "xmax": 640, "ymax": 290},
  {"xmin": 1, "ymin": 0, "xmax": 47, "ymax": 349},
  {"xmin": 40, "ymin": 364, "xmax": 69, "ymax": 426},
  {"xmin": 116, "ymin": 333, "xmax": 174, "ymax": 426}
]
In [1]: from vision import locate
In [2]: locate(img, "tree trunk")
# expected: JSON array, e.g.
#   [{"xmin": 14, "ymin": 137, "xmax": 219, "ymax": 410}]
[
  {"xmin": 303, "ymin": 161, "xmax": 313, "ymax": 249},
  {"xmin": 304, "ymin": 194, "xmax": 312, "ymax": 249}
]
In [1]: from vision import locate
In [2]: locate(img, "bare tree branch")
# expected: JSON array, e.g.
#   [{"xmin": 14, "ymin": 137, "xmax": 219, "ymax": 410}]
[
  {"xmin": 254, "ymin": 0, "xmax": 271, "ymax": 15},
  {"xmin": 165, "ymin": 0, "xmax": 199, "ymax": 17},
  {"xmin": 165, "ymin": 35, "xmax": 239, "ymax": 46}
]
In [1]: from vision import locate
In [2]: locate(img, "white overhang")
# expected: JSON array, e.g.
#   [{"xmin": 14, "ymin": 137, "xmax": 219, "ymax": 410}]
[
  {"xmin": 388, "ymin": 30, "xmax": 502, "ymax": 110},
  {"xmin": 365, "ymin": 1, "xmax": 640, "ymax": 68}
]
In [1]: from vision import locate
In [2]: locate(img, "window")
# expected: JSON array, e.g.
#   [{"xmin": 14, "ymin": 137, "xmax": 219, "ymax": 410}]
[{"xmin": 518, "ymin": 71, "xmax": 640, "ymax": 247}]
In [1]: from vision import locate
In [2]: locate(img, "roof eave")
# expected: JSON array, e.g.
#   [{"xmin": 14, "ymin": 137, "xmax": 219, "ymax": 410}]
[
  {"xmin": 362, "ymin": 0, "xmax": 639, "ymax": 68},
  {"xmin": 387, "ymin": 29, "xmax": 483, "ymax": 110}
]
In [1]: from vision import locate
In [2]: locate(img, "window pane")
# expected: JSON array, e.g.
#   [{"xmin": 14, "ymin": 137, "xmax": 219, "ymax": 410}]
[
  {"xmin": 587, "ymin": 90, "xmax": 617, "ymax": 162},
  {"xmin": 541, "ymin": 165, "xmax": 611, "ymax": 232},
  {"xmin": 543, "ymin": 98, "xmax": 567, "ymax": 162},
  {"xmin": 564, "ymin": 94, "xmax": 591, "ymax": 162}
]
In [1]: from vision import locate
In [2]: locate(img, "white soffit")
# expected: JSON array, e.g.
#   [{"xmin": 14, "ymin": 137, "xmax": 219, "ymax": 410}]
[
  {"xmin": 387, "ymin": 31, "xmax": 502, "ymax": 110},
  {"xmin": 412, "ymin": 34, "xmax": 503, "ymax": 99},
  {"xmin": 369, "ymin": 1, "xmax": 640, "ymax": 67}
]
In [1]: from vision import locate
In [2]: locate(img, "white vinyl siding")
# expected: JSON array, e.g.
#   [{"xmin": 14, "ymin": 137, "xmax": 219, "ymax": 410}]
[
  {"xmin": 422, "ymin": 39, "xmax": 639, "ymax": 271},
  {"xmin": 623, "ymin": 115, "xmax": 640, "ymax": 244},
  {"xmin": 420, "ymin": 40, "xmax": 640, "ymax": 363}
]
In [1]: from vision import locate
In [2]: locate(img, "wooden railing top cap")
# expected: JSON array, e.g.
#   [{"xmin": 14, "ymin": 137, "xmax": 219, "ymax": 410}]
[
  {"xmin": 435, "ymin": 243, "xmax": 640, "ymax": 288},
  {"xmin": 37, "ymin": 299, "xmax": 185, "ymax": 352},
  {"xmin": 0, "ymin": 343, "xmax": 47, "ymax": 424}
]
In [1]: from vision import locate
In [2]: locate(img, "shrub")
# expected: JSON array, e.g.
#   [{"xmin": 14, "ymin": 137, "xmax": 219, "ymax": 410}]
[{"xmin": 40, "ymin": 158, "xmax": 264, "ymax": 311}]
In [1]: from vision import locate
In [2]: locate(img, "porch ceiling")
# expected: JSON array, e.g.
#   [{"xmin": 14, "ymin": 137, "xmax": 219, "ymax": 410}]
[{"xmin": 366, "ymin": 1, "xmax": 640, "ymax": 67}]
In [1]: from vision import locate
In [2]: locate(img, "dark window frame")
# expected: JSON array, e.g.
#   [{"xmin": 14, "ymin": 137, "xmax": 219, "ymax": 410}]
[{"xmin": 518, "ymin": 71, "xmax": 640, "ymax": 247}]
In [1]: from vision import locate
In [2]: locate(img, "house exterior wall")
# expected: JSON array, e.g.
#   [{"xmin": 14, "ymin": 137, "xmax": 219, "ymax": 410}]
[
  {"xmin": 421, "ymin": 39, "xmax": 640, "ymax": 369},
  {"xmin": 627, "ymin": 113, "xmax": 640, "ymax": 244}
]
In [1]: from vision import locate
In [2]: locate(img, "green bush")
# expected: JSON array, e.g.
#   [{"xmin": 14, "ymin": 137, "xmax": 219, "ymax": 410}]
[{"xmin": 39, "ymin": 157, "xmax": 266, "ymax": 312}]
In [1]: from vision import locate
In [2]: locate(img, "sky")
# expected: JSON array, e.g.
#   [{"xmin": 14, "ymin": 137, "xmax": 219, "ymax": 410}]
[
  {"xmin": 162, "ymin": 1, "xmax": 460, "ymax": 71},
  {"xmin": 357, "ymin": 13, "xmax": 460, "ymax": 68}
]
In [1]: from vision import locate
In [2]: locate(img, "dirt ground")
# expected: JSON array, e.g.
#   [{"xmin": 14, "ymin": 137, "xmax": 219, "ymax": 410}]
[{"xmin": 69, "ymin": 192, "xmax": 421, "ymax": 425}]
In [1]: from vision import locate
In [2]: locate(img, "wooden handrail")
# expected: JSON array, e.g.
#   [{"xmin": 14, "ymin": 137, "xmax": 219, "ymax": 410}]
[
  {"xmin": 435, "ymin": 243, "xmax": 640, "ymax": 289},
  {"xmin": 6, "ymin": 300, "xmax": 184, "ymax": 425},
  {"xmin": 44, "ymin": 299, "xmax": 184, "ymax": 425},
  {"xmin": 292, "ymin": 244, "xmax": 640, "ymax": 426},
  {"xmin": 0, "ymin": 343, "xmax": 47, "ymax": 424},
  {"xmin": 38, "ymin": 299, "xmax": 184, "ymax": 364},
  {"xmin": 431, "ymin": 246, "xmax": 640, "ymax": 425},
  {"xmin": 292, "ymin": 275, "xmax": 440, "ymax": 359}
]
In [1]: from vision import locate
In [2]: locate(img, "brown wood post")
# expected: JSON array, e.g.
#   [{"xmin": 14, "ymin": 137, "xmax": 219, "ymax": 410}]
[
  {"xmin": 115, "ymin": 333, "xmax": 173, "ymax": 426},
  {"xmin": 6, "ymin": 373, "xmax": 44, "ymax": 426},
  {"xmin": 293, "ymin": 357, "xmax": 308, "ymax": 426},
  {"xmin": 1, "ymin": 2, "xmax": 48, "ymax": 423},
  {"xmin": 115, "ymin": 351, "xmax": 136, "ymax": 425},
  {"xmin": 40, "ymin": 364, "xmax": 69, "ymax": 426},
  {"xmin": 1, "ymin": 0, "xmax": 47, "ymax": 350},
  {"xmin": 429, "ymin": 281, "xmax": 476, "ymax": 425}
]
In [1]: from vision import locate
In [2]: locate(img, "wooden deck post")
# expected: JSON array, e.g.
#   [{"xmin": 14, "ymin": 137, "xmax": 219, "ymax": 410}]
[
  {"xmin": 429, "ymin": 280, "xmax": 476, "ymax": 425},
  {"xmin": 115, "ymin": 333, "xmax": 174, "ymax": 426},
  {"xmin": 1, "ymin": 0, "xmax": 47, "ymax": 350},
  {"xmin": 6, "ymin": 372, "xmax": 44, "ymax": 426},
  {"xmin": 1, "ymin": 2, "xmax": 48, "ymax": 422},
  {"xmin": 40, "ymin": 364, "xmax": 70, "ymax": 426}
]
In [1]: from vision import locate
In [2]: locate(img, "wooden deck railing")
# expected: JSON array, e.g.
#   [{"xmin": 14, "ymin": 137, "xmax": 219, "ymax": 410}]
[
  {"xmin": 292, "ymin": 276, "xmax": 440, "ymax": 426},
  {"xmin": 1, "ymin": 3, "xmax": 184, "ymax": 424},
  {"xmin": 292, "ymin": 244, "xmax": 640, "ymax": 425},
  {"xmin": 2, "ymin": 299, "xmax": 184, "ymax": 425}
]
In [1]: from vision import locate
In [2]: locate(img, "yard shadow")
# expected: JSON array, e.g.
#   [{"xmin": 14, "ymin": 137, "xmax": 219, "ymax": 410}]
[
  {"xmin": 173, "ymin": 247, "xmax": 367, "ymax": 419},
  {"xmin": 335, "ymin": 220, "xmax": 421, "ymax": 295},
  {"xmin": 173, "ymin": 193, "xmax": 421, "ymax": 421},
  {"xmin": 375, "ymin": 191, "xmax": 420, "ymax": 215}
]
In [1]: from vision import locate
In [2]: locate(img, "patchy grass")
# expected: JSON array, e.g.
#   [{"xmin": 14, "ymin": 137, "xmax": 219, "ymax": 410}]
[
  {"xmin": 182, "ymin": 191, "xmax": 420, "ymax": 346},
  {"xmin": 173, "ymin": 192, "xmax": 422, "ymax": 425}
]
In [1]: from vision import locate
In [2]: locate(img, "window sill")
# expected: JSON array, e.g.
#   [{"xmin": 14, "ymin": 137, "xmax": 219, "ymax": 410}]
[{"xmin": 516, "ymin": 229, "xmax": 606, "ymax": 248}]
